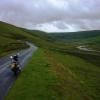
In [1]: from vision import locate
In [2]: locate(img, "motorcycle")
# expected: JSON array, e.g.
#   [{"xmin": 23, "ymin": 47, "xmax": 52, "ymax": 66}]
[{"xmin": 10, "ymin": 56, "xmax": 21, "ymax": 76}]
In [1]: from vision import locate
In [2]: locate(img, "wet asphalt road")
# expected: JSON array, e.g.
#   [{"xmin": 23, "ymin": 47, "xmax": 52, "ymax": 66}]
[{"xmin": 0, "ymin": 43, "xmax": 37, "ymax": 100}]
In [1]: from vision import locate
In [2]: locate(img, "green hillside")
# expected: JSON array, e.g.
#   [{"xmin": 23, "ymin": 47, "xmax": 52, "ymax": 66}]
[
  {"xmin": 0, "ymin": 21, "xmax": 27, "ymax": 56},
  {"xmin": 6, "ymin": 48, "xmax": 100, "ymax": 100},
  {"xmin": 0, "ymin": 21, "xmax": 51, "ymax": 57},
  {"xmin": 48, "ymin": 30, "xmax": 100, "ymax": 43},
  {"xmin": 0, "ymin": 21, "xmax": 100, "ymax": 100}
]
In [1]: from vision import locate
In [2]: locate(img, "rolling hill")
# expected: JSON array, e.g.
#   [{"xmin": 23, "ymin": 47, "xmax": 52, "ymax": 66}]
[
  {"xmin": 0, "ymin": 21, "xmax": 100, "ymax": 100},
  {"xmin": 48, "ymin": 30, "xmax": 100, "ymax": 43},
  {"xmin": 0, "ymin": 21, "xmax": 51, "ymax": 57}
]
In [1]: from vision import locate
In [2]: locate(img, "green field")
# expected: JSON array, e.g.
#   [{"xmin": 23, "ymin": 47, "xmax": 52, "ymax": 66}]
[
  {"xmin": 6, "ymin": 48, "xmax": 100, "ymax": 100},
  {"xmin": 0, "ymin": 21, "xmax": 100, "ymax": 100},
  {"xmin": 6, "ymin": 49, "xmax": 59, "ymax": 100}
]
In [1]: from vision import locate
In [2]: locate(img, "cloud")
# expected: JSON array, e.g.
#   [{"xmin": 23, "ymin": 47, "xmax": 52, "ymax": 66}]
[{"xmin": 0, "ymin": 0, "xmax": 100, "ymax": 32}]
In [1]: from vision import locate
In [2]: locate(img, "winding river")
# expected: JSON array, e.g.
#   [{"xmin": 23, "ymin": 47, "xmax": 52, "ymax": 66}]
[{"xmin": 77, "ymin": 46, "xmax": 100, "ymax": 53}]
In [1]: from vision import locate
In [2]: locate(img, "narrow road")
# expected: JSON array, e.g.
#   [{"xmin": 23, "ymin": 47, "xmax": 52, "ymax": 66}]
[{"xmin": 0, "ymin": 43, "xmax": 37, "ymax": 100}]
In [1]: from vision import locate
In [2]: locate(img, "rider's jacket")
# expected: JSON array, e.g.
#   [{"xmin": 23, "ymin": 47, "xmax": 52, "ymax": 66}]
[{"xmin": 13, "ymin": 55, "xmax": 18, "ymax": 62}]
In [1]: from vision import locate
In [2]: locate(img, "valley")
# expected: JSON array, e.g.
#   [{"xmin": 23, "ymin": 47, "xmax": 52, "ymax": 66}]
[{"xmin": 0, "ymin": 21, "xmax": 100, "ymax": 100}]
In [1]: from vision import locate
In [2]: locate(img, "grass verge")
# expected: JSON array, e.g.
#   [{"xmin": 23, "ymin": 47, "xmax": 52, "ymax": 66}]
[
  {"xmin": 45, "ymin": 50, "xmax": 100, "ymax": 100},
  {"xmin": 6, "ymin": 48, "xmax": 100, "ymax": 100},
  {"xmin": 6, "ymin": 49, "xmax": 59, "ymax": 100},
  {"xmin": 0, "ymin": 41, "xmax": 29, "ymax": 57}
]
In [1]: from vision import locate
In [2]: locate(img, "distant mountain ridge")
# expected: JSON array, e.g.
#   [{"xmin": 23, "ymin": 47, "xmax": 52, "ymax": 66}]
[
  {"xmin": 48, "ymin": 30, "xmax": 100, "ymax": 43},
  {"xmin": 0, "ymin": 20, "xmax": 100, "ymax": 48}
]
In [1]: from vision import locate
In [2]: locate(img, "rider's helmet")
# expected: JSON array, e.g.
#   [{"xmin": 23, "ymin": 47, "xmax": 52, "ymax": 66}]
[{"xmin": 12, "ymin": 53, "xmax": 19, "ymax": 62}]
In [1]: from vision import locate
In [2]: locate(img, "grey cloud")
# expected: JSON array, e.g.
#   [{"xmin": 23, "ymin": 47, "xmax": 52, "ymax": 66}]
[{"xmin": 0, "ymin": 0, "xmax": 100, "ymax": 32}]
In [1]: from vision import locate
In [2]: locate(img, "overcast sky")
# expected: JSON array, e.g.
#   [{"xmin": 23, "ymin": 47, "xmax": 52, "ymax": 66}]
[{"xmin": 0, "ymin": 0, "xmax": 100, "ymax": 32}]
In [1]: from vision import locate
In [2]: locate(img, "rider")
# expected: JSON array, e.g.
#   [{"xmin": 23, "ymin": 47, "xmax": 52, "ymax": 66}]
[
  {"xmin": 10, "ymin": 53, "xmax": 21, "ymax": 75},
  {"xmin": 10, "ymin": 53, "xmax": 20, "ymax": 68},
  {"xmin": 13, "ymin": 54, "xmax": 19, "ymax": 63}
]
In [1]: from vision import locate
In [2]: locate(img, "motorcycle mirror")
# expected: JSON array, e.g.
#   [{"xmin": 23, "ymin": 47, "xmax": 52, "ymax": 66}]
[{"xmin": 10, "ymin": 56, "xmax": 13, "ymax": 59}]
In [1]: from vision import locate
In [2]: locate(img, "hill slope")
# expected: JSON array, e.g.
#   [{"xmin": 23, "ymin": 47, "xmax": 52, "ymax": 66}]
[
  {"xmin": 0, "ymin": 21, "xmax": 100, "ymax": 100},
  {"xmin": 0, "ymin": 21, "xmax": 50, "ymax": 57},
  {"xmin": 48, "ymin": 30, "xmax": 100, "ymax": 43}
]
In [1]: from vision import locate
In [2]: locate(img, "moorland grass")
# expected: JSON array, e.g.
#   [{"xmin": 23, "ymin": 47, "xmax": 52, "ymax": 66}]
[{"xmin": 6, "ymin": 48, "xmax": 100, "ymax": 100}]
